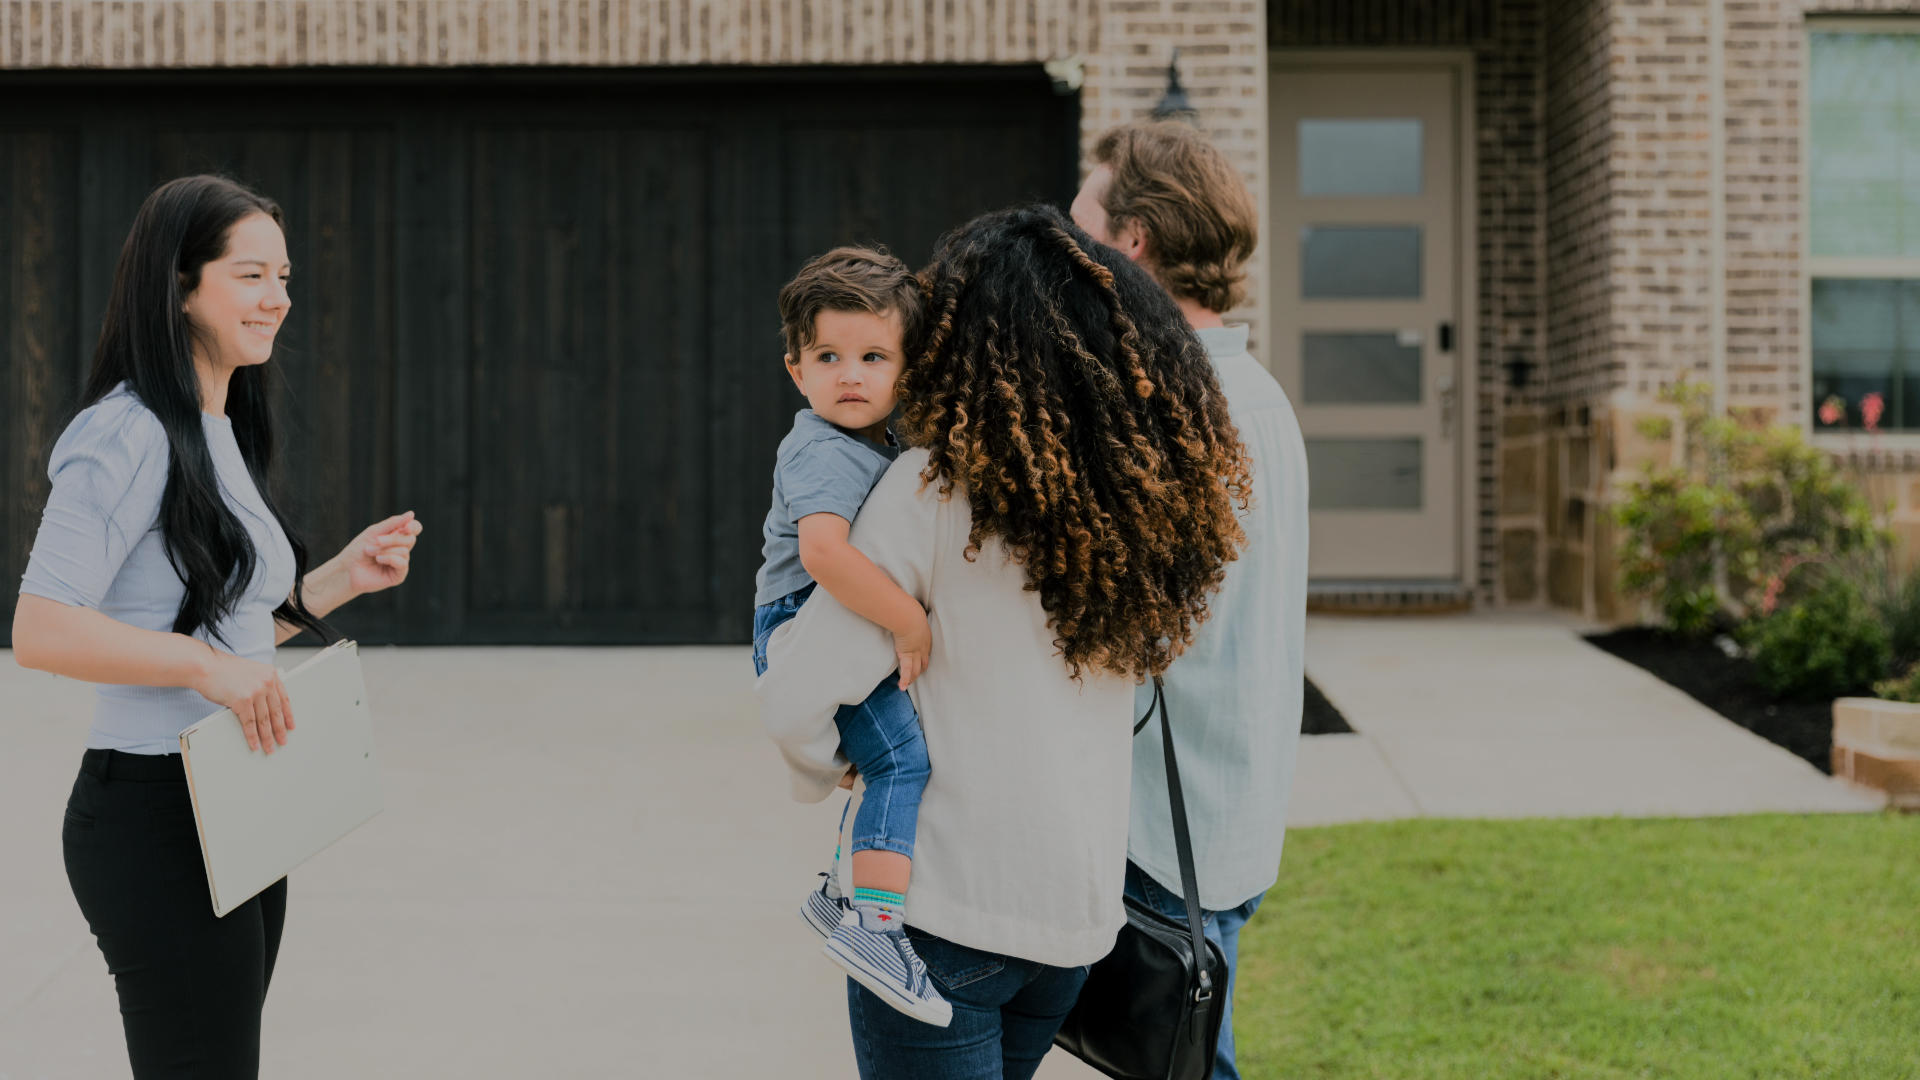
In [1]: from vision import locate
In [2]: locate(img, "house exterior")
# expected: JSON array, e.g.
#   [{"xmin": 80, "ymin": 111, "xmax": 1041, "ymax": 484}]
[{"xmin": 2, "ymin": 0, "xmax": 1917, "ymax": 641}]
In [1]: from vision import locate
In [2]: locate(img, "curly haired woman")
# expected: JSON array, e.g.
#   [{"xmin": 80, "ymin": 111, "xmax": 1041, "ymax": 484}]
[{"xmin": 757, "ymin": 203, "xmax": 1250, "ymax": 1080}]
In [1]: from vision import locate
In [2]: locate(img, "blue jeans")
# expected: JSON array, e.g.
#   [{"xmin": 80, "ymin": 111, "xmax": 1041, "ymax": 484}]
[
  {"xmin": 1123, "ymin": 860, "xmax": 1265, "ymax": 1080},
  {"xmin": 754, "ymin": 586, "xmax": 929, "ymax": 859},
  {"xmin": 848, "ymin": 928, "xmax": 1091, "ymax": 1080}
]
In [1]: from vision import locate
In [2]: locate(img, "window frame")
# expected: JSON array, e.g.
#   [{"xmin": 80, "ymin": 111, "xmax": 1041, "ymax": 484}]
[{"xmin": 1806, "ymin": 17, "xmax": 1920, "ymax": 446}]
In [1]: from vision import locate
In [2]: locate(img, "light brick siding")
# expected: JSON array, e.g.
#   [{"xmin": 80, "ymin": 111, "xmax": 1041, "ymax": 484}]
[
  {"xmin": 1531, "ymin": 0, "xmax": 1610, "ymax": 610},
  {"xmin": 1544, "ymin": 0, "xmax": 1918, "ymax": 620},
  {"xmin": 1609, "ymin": 0, "xmax": 1717, "ymax": 403},
  {"xmin": 1542, "ymin": 0, "xmax": 1786, "ymax": 620},
  {"xmin": 1272, "ymin": 0, "xmax": 1545, "ymax": 607},
  {"xmin": 1081, "ymin": 1, "xmax": 1269, "ymax": 351},
  {"xmin": 0, "ymin": 0, "xmax": 1102, "ymax": 66},
  {"xmin": 1725, "ymin": 1, "xmax": 1802, "ymax": 423},
  {"xmin": 1593, "ymin": 0, "xmax": 1913, "ymax": 415}
]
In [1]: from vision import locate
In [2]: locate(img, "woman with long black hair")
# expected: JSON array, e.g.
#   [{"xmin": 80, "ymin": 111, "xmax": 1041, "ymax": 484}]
[{"xmin": 11, "ymin": 174, "xmax": 424, "ymax": 1078}]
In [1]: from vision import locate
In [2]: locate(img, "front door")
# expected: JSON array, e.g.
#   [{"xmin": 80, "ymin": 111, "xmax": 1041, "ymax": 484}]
[{"xmin": 1269, "ymin": 64, "xmax": 1463, "ymax": 581}]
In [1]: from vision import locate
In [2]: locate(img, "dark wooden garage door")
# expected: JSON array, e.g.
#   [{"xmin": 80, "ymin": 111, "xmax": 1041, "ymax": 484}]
[{"xmin": 1, "ymin": 70, "xmax": 1078, "ymax": 644}]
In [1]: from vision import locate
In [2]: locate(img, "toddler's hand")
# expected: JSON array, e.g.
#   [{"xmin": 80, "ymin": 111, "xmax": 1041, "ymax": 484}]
[{"xmin": 893, "ymin": 614, "xmax": 931, "ymax": 690}]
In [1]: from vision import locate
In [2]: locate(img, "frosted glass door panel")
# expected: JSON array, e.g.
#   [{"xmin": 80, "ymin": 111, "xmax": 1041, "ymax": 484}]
[
  {"xmin": 1301, "ymin": 226, "xmax": 1422, "ymax": 299},
  {"xmin": 1303, "ymin": 333, "xmax": 1423, "ymax": 404},
  {"xmin": 1305, "ymin": 438, "xmax": 1423, "ymax": 511},
  {"xmin": 1299, "ymin": 119, "xmax": 1423, "ymax": 197}
]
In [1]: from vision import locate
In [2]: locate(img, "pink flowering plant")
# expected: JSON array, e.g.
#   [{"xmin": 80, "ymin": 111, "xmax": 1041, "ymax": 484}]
[{"xmin": 1816, "ymin": 389, "xmax": 1887, "ymax": 434}]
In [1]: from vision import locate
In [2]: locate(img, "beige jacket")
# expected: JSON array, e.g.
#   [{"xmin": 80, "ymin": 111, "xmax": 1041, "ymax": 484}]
[{"xmin": 756, "ymin": 447, "xmax": 1136, "ymax": 967}]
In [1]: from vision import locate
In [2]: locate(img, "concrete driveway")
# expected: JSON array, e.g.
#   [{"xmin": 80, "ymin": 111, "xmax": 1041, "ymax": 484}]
[
  {"xmin": 0, "ymin": 617, "xmax": 1880, "ymax": 1078},
  {"xmin": 3, "ymin": 647, "xmax": 996, "ymax": 1080}
]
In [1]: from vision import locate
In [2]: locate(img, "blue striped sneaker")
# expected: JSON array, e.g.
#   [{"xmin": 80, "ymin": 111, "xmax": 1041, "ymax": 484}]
[
  {"xmin": 800, "ymin": 871, "xmax": 845, "ymax": 939},
  {"xmin": 823, "ymin": 910, "xmax": 953, "ymax": 1027}
]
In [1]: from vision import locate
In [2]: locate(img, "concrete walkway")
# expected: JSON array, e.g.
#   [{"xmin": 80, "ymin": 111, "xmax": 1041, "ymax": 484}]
[
  {"xmin": 1292, "ymin": 613, "xmax": 1884, "ymax": 824},
  {"xmin": 0, "ymin": 623, "xmax": 1880, "ymax": 1078}
]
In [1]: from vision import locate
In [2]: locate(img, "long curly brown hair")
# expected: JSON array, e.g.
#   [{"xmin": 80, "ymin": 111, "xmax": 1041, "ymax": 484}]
[{"xmin": 899, "ymin": 204, "xmax": 1252, "ymax": 681}]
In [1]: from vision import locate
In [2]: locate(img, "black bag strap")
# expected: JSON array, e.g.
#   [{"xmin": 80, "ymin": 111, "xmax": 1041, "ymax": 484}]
[{"xmin": 1136, "ymin": 675, "xmax": 1214, "ymax": 1001}]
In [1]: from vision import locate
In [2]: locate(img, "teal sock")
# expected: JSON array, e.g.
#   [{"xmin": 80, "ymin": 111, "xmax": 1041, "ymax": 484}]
[{"xmin": 852, "ymin": 887, "xmax": 906, "ymax": 932}]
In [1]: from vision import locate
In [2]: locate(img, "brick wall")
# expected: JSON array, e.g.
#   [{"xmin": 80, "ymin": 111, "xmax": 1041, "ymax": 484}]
[
  {"xmin": 1608, "ymin": 0, "xmax": 1715, "ymax": 403},
  {"xmin": 1082, "ymin": 1, "xmax": 1269, "ymax": 350},
  {"xmin": 1273, "ymin": 0, "xmax": 1544, "ymax": 606},
  {"xmin": 1542, "ymin": 0, "xmax": 1614, "ymax": 408},
  {"xmin": 1513, "ymin": 0, "xmax": 1611, "ymax": 609},
  {"xmin": 0, "ymin": 0, "xmax": 1102, "ymax": 66},
  {"xmin": 1539, "ymin": 0, "xmax": 1757, "ymax": 621},
  {"xmin": 1725, "ymin": 1, "xmax": 1802, "ymax": 423},
  {"xmin": 1580, "ymin": 0, "xmax": 1917, "ymax": 416},
  {"xmin": 1480, "ymin": 0, "xmax": 1546, "ymax": 603},
  {"xmin": 1538, "ymin": 0, "xmax": 1920, "ymax": 622}
]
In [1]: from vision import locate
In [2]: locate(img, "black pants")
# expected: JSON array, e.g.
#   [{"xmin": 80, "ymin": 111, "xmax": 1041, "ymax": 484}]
[{"xmin": 62, "ymin": 749, "xmax": 288, "ymax": 1080}]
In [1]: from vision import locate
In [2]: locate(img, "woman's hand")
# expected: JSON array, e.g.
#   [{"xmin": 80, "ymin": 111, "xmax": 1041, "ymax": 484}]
[
  {"xmin": 340, "ymin": 511, "xmax": 424, "ymax": 597},
  {"xmin": 277, "ymin": 512, "xmax": 427, "ymax": 643},
  {"xmin": 838, "ymin": 765, "xmax": 859, "ymax": 790},
  {"xmin": 893, "ymin": 613, "xmax": 932, "ymax": 690},
  {"xmin": 193, "ymin": 648, "xmax": 294, "ymax": 754}
]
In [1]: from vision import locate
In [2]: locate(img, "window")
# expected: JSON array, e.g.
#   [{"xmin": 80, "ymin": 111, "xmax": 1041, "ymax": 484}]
[{"xmin": 1809, "ymin": 26, "xmax": 1920, "ymax": 431}]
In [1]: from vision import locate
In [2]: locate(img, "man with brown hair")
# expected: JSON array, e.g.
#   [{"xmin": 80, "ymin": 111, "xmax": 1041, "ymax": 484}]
[{"xmin": 1072, "ymin": 120, "xmax": 1311, "ymax": 1080}]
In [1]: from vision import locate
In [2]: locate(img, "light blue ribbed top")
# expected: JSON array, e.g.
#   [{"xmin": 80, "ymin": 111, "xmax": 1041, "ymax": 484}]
[{"xmin": 19, "ymin": 383, "xmax": 294, "ymax": 755}]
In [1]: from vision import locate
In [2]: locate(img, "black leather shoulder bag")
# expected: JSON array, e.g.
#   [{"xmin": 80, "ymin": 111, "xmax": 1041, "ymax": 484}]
[{"xmin": 1053, "ymin": 676, "xmax": 1227, "ymax": 1080}]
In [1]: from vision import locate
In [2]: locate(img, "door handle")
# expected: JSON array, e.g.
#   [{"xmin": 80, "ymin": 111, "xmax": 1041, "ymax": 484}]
[{"xmin": 1436, "ymin": 373, "xmax": 1457, "ymax": 440}]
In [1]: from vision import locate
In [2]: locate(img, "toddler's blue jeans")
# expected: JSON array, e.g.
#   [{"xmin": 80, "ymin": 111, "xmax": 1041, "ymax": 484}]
[{"xmin": 754, "ymin": 584, "xmax": 928, "ymax": 859}]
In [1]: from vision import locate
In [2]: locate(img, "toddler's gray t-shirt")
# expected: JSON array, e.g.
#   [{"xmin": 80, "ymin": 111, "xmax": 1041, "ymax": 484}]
[{"xmin": 754, "ymin": 409, "xmax": 900, "ymax": 606}]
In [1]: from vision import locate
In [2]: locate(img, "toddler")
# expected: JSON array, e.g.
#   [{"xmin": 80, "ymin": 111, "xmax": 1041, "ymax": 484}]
[{"xmin": 751, "ymin": 246, "xmax": 947, "ymax": 1027}]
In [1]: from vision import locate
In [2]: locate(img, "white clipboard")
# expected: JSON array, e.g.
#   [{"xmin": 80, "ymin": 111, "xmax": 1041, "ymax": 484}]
[{"xmin": 179, "ymin": 639, "xmax": 384, "ymax": 917}]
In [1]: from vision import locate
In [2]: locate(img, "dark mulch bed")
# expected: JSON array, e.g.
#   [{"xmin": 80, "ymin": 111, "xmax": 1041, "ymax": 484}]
[
  {"xmin": 1584, "ymin": 627, "xmax": 1836, "ymax": 774},
  {"xmin": 1303, "ymin": 677, "xmax": 1354, "ymax": 735}
]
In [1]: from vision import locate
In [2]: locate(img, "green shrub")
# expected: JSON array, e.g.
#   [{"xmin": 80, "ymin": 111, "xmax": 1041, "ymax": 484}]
[
  {"xmin": 1615, "ymin": 381, "xmax": 1886, "ymax": 636},
  {"xmin": 1864, "ymin": 553, "xmax": 1920, "ymax": 671},
  {"xmin": 1747, "ymin": 572, "xmax": 1891, "ymax": 700},
  {"xmin": 1814, "ymin": 545, "xmax": 1920, "ymax": 673},
  {"xmin": 1615, "ymin": 469, "xmax": 1745, "ymax": 636},
  {"xmin": 1873, "ymin": 659, "xmax": 1920, "ymax": 704}
]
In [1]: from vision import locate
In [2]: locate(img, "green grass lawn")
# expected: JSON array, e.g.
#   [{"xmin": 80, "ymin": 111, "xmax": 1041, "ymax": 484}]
[{"xmin": 1234, "ymin": 815, "xmax": 1920, "ymax": 1079}]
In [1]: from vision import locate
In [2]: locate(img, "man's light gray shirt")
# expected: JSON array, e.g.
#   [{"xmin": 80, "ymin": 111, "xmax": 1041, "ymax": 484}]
[{"xmin": 1130, "ymin": 325, "xmax": 1310, "ymax": 911}]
